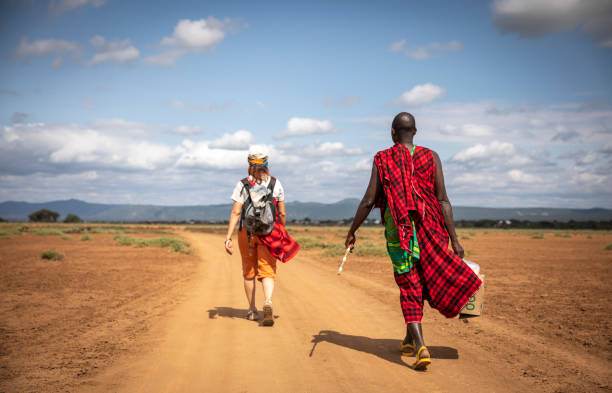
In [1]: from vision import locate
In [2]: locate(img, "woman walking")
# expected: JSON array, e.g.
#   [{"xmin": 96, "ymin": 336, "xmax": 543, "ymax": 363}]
[{"xmin": 224, "ymin": 146, "xmax": 299, "ymax": 326}]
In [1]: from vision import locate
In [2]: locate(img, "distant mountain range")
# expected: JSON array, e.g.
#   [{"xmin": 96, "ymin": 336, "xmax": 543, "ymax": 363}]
[{"xmin": 0, "ymin": 199, "xmax": 611, "ymax": 222}]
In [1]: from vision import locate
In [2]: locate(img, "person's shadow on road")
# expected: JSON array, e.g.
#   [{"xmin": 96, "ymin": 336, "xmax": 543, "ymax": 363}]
[
  {"xmin": 207, "ymin": 306, "xmax": 280, "ymax": 325},
  {"xmin": 310, "ymin": 330, "xmax": 458, "ymax": 367}
]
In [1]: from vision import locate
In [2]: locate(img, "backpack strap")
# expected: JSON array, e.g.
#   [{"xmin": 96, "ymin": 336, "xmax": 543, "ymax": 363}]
[
  {"xmin": 267, "ymin": 177, "xmax": 278, "ymax": 223},
  {"xmin": 267, "ymin": 176, "xmax": 276, "ymax": 193},
  {"xmin": 239, "ymin": 177, "xmax": 252, "ymax": 230}
]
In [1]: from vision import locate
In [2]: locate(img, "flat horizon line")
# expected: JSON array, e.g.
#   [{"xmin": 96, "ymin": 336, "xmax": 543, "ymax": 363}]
[{"xmin": 0, "ymin": 198, "xmax": 610, "ymax": 211}]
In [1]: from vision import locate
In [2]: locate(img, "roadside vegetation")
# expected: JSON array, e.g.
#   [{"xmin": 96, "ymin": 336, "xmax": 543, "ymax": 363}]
[
  {"xmin": 113, "ymin": 235, "xmax": 191, "ymax": 254},
  {"xmin": 41, "ymin": 250, "xmax": 64, "ymax": 261}
]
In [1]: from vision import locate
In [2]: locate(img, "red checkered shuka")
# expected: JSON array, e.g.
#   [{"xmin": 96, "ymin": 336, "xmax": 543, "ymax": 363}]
[
  {"xmin": 258, "ymin": 222, "xmax": 300, "ymax": 263},
  {"xmin": 375, "ymin": 144, "xmax": 482, "ymax": 320}
]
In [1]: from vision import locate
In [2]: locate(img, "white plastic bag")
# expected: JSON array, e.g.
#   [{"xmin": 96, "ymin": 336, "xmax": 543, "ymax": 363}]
[{"xmin": 463, "ymin": 259, "xmax": 480, "ymax": 275}]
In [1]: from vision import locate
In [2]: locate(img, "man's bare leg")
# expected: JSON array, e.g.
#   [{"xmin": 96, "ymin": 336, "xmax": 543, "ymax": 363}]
[{"xmin": 407, "ymin": 322, "xmax": 430, "ymax": 358}]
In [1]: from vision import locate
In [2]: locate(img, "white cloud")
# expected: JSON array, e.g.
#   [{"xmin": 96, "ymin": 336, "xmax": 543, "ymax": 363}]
[
  {"xmin": 393, "ymin": 83, "xmax": 445, "ymax": 106},
  {"xmin": 452, "ymin": 141, "xmax": 515, "ymax": 162},
  {"xmin": 172, "ymin": 99, "xmax": 231, "ymax": 112},
  {"xmin": 303, "ymin": 142, "xmax": 363, "ymax": 157},
  {"xmin": 89, "ymin": 35, "xmax": 139, "ymax": 64},
  {"xmin": 492, "ymin": 0, "xmax": 612, "ymax": 47},
  {"xmin": 390, "ymin": 40, "xmax": 464, "ymax": 60},
  {"xmin": 209, "ymin": 130, "xmax": 254, "ymax": 150},
  {"xmin": 0, "ymin": 122, "xmax": 176, "ymax": 172},
  {"xmin": 14, "ymin": 37, "xmax": 79, "ymax": 66},
  {"xmin": 508, "ymin": 169, "xmax": 539, "ymax": 183},
  {"xmin": 172, "ymin": 125, "xmax": 202, "ymax": 136},
  {"xmin": 49, "ymin": 0, "xmax": 105, "ymax": 15},
  {"xmin": 389, "ymin": 39, "xmax": 406, "ymax": 52},
  {"xmin": 442, "ymin": 123, "xmax": 494, "ymax": 137},
  {"xmin": 276, "ymin": 117, "xmax": 336, "ymax": 138},
  {"xmin": 145, "ymin": 17, "xmax": 243, "ymax": 65}
]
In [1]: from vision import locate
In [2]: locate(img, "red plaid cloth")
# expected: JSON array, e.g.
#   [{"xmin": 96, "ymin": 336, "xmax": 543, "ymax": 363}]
[
  {"xmin": 376, "ymin": 144, "xmax": 482, "ymax": 320},
  {"xmin": 258, "ymin": 222, "xmax": 300, "ymax": 263},
  {"xmin": 374, "ymin": 144, "xmax": 417, "ymax": 252}
]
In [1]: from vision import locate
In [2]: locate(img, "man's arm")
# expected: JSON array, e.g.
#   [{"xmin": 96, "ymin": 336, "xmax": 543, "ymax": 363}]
[
  {"xmin": 432, "ymin": 151, "xmax": 464, "ymax": 258},
  {"xmin": 345, "ymin": 162, "xmax": 382, "ymax": 249}
]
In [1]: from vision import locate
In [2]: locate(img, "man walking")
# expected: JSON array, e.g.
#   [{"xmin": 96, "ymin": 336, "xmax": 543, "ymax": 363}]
[{"xmin": 345, "ymin": 112, "xmax": 482, "ymax": 370}]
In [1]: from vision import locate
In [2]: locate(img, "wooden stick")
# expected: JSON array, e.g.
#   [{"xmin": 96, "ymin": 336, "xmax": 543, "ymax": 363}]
[{"xmin": 337, "ymin": 247, "xmax": 352, "ymax": 275}]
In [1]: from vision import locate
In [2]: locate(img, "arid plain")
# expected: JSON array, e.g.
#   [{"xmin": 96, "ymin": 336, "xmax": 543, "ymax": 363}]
[{"xmin": 0, "ymin": 223, "xmax": 610, "ymax": 393}]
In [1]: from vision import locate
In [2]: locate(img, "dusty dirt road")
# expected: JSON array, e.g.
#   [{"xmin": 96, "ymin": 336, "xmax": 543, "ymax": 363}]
[{"xmin": 84, "ymin": 231, "xmax": 537, "ymax": 393}]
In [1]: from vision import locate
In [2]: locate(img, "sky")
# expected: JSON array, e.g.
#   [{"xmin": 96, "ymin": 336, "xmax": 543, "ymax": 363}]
[{"xmin": 0, "ymin": 0, "xmax": 611, "ymax": 208}]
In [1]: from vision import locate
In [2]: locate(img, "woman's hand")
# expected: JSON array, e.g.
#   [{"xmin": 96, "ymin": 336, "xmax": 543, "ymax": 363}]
[
  {"xmin": 345, "ymin": 231, "xmax": 356, "ymax": 250},
  {"xmin": 224, "ymin": 238, "xmax": 234, "ymax": 255},
  {"xmin": 451, "ymin": 239, "xmax": 464, "ymax": 259}
]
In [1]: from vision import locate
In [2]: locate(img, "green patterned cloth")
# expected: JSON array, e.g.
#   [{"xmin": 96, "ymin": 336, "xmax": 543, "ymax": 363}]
[{"xmin": 384, "ymin": 145, "xmax": 420, "ymax": 274}]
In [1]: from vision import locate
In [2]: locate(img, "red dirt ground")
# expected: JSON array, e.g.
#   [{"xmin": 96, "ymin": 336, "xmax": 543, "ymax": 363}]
[{"xmin": 0, "ymin": 225, "xmax": 610, "ymax": 392}]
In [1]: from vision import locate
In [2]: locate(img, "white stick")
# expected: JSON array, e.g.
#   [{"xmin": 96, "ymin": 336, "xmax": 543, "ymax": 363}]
[{"xmin": 337, "ymin": 247, "xmax": 352, "ymax": 275}]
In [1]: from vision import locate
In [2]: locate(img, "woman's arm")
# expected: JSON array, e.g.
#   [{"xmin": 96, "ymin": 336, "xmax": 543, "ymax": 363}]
[
  {"xmin": 432, "ymin": 151, "xmax": 464, "ymax": 258},
  {"xmin": 224, "ymin": 201, "xmax": 243, "ymax": 255},
  {"xmin": 277, "ymin": 201, "xmax": 287, "ymax": 226},
  {"xmin": 345, "ymin": 162, "xmax": 382, "ymax": 249}
]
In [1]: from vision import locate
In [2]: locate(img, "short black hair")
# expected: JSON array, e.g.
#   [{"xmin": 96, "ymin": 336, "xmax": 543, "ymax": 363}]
[{"xmin": 392, "ymin": 112, "xmax": 416, "ymax": 133}]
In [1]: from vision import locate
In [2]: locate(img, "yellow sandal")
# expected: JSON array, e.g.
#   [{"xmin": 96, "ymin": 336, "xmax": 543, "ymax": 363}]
[
  {"xmin": 400, "ymin": 342, "xmax": 415, "ymax": 356},
  {"xmin": 413, "ymin": 346, "xmax": 431, "ymax": 370}
]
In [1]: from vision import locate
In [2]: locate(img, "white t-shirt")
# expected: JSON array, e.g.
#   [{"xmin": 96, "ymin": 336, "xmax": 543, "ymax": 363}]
[{"xmin": 231, "ymin": 176, "xmax": 285, "ymax": 204}]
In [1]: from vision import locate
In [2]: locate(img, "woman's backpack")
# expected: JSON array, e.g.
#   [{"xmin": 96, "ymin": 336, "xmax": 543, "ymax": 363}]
[{"xmin": 239, "ymin": 177, "xmax": 277, "ymax": 236}]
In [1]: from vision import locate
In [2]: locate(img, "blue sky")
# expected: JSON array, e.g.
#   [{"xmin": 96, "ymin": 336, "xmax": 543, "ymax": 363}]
[{"xmin": 1, "ymin": 0, "xmax": 611, "ymax": 208}]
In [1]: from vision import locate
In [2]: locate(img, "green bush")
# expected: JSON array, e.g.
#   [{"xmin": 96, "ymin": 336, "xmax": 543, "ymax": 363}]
[
  {"xmin": 81, "ymin": 235, "xmax": 91, "ymax": 241},
  {"xmin": 41, "ymin": 250, "xmax": 63, "ymax": 261},
  {"xmin": 605, "ymin": 243, "xmax": 612, "ymax": 250},
  {"xmin": 531, "ymin": 233, "xmax": 544, "ymax": 239},
  {"xmin": 64, "ymin": 214, "xmax": 82, "ymax": 223},
  {"xmin": 28, "ymin": 209, "xmax": 60, "ymax": 222}
]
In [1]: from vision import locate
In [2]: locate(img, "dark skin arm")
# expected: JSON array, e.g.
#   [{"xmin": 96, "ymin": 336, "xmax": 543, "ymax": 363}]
[
  {"xmin": 345, "ymin": 152, "xmax": 464, "ymax": 258},
  {"xmin": 432, "ymin": 151, "xmax": 464, "ymax": 258},
  {"xmin": 345, "ymin": 162, "xmax": 382, "ymax": 249}
]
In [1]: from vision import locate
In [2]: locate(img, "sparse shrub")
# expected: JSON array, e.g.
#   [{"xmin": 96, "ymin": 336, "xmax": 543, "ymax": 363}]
[
  {"xmin": 28, "ymin": 209, "xmax": 60, "ymax": 222},
  {"xmin": 605, "ymin": 243, "xmax": 612, "ymax": 250},
  {"xmin": 461, "ymin": 236, "xmax": 471, "ymax": 240},
  {"xmin": 586, "ymin": 235, "xmax": 592, "ymax": 239},
  {"xmin": 61, "ymin": 235, "xmax": 70, "ymax": 240},
  {"xmin": 81, "ymin": 235, "xmax": 91, "ymax": 241},
  {"xmin": 91, "ymin": 227, "xmax": 129, "ymax": 234},
  {"xmin": 0, "ymin": 228, "xmax": 20, "ymax": 236},
  {"xmin": 352, "ymin": 241, "xmax": 387, "ymax": 257},
  {"xmin": 554, "ymin": 232, "xmax": 571, "ymax": 238},
  {"xmin": 296, "ymin": 237, "xmax": 328, "ymax": 250},
  {"xmin": 113, "ymin": 235, "xmax": 190, "ymax": 254},
  {"xmin": 0, "ymin": 217, "xmax": 4, "ymax": 222},
  {"xmin": 33, "ymin": 229, "xmax": 65, "ymax": 236},
  {"xmin": 531, "ymin": 233, "xmax": 544, "ymax": 239},
  {"xmin": 41, "ymin": 250, "xmax": 63, "ymax": 261},
  {"xmin": 64, "ymin": 214, "xmax": 82, "ymax": 223},
  {"xmin": 63, "ymin": 227, "xmax": 85, "ymax": 233}
]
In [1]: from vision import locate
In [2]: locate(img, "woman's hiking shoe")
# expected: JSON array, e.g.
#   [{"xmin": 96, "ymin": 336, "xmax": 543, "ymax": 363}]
[
  {"xmin": 262, "ymin": 301, "xmax": 274, "ymax": 326},
  {"xmin": 246, "ymin": 309, "xmax": 258, "ymax": 321}
]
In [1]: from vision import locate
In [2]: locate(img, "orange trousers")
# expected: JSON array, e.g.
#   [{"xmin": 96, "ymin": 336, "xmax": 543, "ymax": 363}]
[{"xmin": 238, "ymin": 228, "xmax": 277, "ymax": 280}]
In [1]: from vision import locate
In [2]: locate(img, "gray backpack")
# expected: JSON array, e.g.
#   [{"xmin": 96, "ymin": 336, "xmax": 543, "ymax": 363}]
[{"xmin": 240, "ymin": 177, "xmax": 277, "ymax": 236}]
